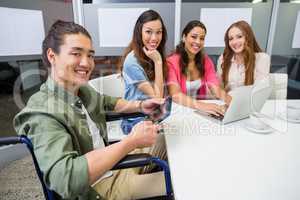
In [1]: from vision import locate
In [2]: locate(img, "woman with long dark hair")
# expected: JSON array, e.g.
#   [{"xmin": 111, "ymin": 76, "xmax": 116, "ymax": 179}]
[
  {"xmin": 121, "ymin": 9, "xmax": 168, "ymax": 134},
  {"xmin": 167, "ymin": 20, "xmax": 230, "ymax": 116},
  {"xmin": 217, "ymin": 20, "xmax": 270, "ymax": 91}
]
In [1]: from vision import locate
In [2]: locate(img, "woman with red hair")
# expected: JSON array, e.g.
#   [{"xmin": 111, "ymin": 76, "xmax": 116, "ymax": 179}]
[{"xmin": 217, "ymin": 20, "xmax": 270, "ymax": 91}]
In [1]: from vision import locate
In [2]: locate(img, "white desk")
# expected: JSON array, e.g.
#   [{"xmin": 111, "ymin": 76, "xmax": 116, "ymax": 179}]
[{"xmin": 163, "ymin": 100, "xmax": 300, "ymax": 200}]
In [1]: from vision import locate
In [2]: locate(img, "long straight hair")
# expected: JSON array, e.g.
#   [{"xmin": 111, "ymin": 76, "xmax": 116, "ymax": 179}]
[
  {"xmin": 222, "ymin": 20, "xmax": 262, "ymax": 88},
  {"xmin": 175, "ymin": 20, "xmax": 207, "ymax": 78},
  {"xmin": 121, "ymin": 10, "xmax": 168, "ymax": 81}
]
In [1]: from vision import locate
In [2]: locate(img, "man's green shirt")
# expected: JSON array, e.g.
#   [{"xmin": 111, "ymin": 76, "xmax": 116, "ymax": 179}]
[{"xmin": 14, "ymin": 78, "xmax": 119, "ymax": 200}]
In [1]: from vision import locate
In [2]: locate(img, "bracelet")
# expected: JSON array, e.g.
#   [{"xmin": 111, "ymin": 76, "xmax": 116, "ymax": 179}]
[{"xmin": 138, "ymin": 100, "xmax": 144, "ymax": 112}]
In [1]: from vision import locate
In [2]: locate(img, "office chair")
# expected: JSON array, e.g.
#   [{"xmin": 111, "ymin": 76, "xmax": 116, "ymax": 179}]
[
  {"xmin": 0, "ymin": 62, "xmax": 19, "ymax": 93},
  {"xmin": 287, "ymin": 57, "xmax": 298, "ymax": 77},
  {"xmin": 269, "ymin": 73, "xmax": 288, "ymax": 99},
  {"xmin": 89, "ymin": 73, "xmax": 125, "ymax": 141},
  {"xmin": 287, "ymin": 58, "xmax": 300, "ymax": 99}
]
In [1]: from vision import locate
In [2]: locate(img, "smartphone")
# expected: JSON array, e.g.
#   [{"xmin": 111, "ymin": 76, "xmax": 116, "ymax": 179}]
[{"xmin": 147, "ymin": 96, "xmax": 172, "ymax": 124}]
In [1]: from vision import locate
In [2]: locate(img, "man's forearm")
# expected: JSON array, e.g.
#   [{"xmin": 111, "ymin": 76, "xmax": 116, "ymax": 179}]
[
  {"xmin": 113, "ymin": 98, "xmax": 142, "ymax": 113},
  {"xmin": 85, "ymin": 136, "xmax": 136, "ymax": 185}
]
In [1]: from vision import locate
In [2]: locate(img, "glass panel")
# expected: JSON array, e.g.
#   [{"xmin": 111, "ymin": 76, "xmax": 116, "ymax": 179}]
[
  {"xmin": 83, "ymin": 1, "xmax": 175, "ymax": 76},
  {"xmin": 272, "ymin": 1, "xmax": 300, "ymax": 99},
  {"xmin": 88, "ymin": 0, "xmax": 267, "ymax": 2},
  {"xmin": 88, "ymin": 0, "xmax": 173, "ymax": 3},
  {"xmin": 182, "ymin": 0, "xmax": 266, "ymax": 2},
  {"xmin": 180, "ymin": 1, "xmax": 273, "ymax": 67},
  {"xmin": 0, "ymin": 0, "xmax": 73, "ymax": 62}
]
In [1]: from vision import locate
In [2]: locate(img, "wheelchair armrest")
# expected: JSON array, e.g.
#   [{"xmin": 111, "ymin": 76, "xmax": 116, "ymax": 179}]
[
  {"xmin": 0, "ymin": 136, "xmax": 21, "ymax": 146},
  {"xmin": 105, "ymin": 112, "xmax": 146, "ymax": 122},
  {"xmin": 112, "ymin": 153, "xmax": 152, "ymax": 170},
  {"xmin": 108, "ymin": 139, "xmax": 121, "ymax": 145},
  {"xmin": 111, "ymin": 153, "xmax": 173, "ymax": 197}
]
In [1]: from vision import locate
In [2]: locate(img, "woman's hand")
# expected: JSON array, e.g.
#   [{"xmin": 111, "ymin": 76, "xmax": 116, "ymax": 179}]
[
  {"xmin": 143, "ymin": 47, "xmax": 162, "ymax": 64},
  {"xmin": 224, "ymin": 94, "xmax": 232, "ymax": 106},
  {"xmin": 195, "ymin": 101, "xmax": 225, "ymax": 116},
  {"xmin": 208, "ymin": 85, "xmax": 231, "ymax": 106},
  {"xmin": 140, "ymin": 98, "xmax": 165, "ymax": 114}
]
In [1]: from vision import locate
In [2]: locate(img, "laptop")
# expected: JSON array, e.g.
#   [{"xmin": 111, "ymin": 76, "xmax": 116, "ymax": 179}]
[{"xmin": 195, "ymin": 78, "xmax": 272, "ymax": 124}]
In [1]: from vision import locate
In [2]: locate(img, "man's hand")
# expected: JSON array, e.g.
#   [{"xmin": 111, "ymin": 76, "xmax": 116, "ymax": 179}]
[{"xmin": 128, "ymin": 121, "xmax": 159, "ymax": 149}]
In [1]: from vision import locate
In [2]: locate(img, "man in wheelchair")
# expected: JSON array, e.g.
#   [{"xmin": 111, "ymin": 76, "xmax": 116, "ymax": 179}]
[{"xmin": 14, "ymin": 20, "xmax": 167, "ymax": 200}]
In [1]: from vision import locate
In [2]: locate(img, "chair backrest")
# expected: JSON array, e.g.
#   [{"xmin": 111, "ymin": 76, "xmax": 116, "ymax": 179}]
[
  {"xmin": 89, "ymin": 73, "xmax": 124, "ymax": 97},
  {"xmin": 269, "ymin": 73, "xmax": 288, "ymax": 99},
  {"xmin": 287, "ymin": 57, "xmax": 299, "ymax": 78},
  {"xmin": 87, "ymin": 73, "xmax": 126, "ymax": 141},
  {"xmin": 293, "ymin": 60, "xmax": 300, "ymax": 81}
]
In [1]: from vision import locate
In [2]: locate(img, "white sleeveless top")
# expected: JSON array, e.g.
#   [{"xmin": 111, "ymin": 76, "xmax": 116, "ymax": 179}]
[{"xmin": 186, "ymin": 79, "xmax": 201, "ymax": 98}]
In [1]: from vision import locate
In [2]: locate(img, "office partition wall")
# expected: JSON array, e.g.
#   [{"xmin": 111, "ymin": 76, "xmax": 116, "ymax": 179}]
[
  {"xmin": 272, "ymin": 2, "xmax": 300, "ymax": 56},
  {"xmin": 0, "ymin": 0, "xmax": 73, "ymax": 62},
  {"xmin": 0, "ymin": 0, "xmax": 73, "ymax": 89},
  {"xmin": 180, "ymin": 1, "xmax": 273, "ymax": 55},
  {"xmin": 271, "ymin": 1, "xmax": 300, "ymax": 98},
  {"xmin": 81, "ymin": 2, "xmax": 175, "ymax": 56}
]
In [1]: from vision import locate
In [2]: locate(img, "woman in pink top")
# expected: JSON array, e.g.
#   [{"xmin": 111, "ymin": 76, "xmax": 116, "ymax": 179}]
[{"xmin": 167, "ymin": 20, "xmax": 231, "ymax": 116}]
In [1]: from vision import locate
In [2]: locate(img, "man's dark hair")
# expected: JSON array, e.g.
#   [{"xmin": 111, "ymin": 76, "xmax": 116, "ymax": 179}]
[{"xmin": 42, "ymin": 20, "xmax": 92, "ymax": 67}]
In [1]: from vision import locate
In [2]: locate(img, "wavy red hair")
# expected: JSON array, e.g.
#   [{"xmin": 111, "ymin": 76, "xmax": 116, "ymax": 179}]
[{"xmin": 221, "ymin": 20, "xmax": 262, "ymax": 88}]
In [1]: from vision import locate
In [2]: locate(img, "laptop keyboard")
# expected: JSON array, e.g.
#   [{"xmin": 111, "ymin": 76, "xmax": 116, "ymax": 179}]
[
  {"xmin": 209, "ymin": 114, "xmax": 224, "ymax": 121},
  {"xmin": 194, "ymin": 110, "xmax": 225, "ymax": 121}
]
